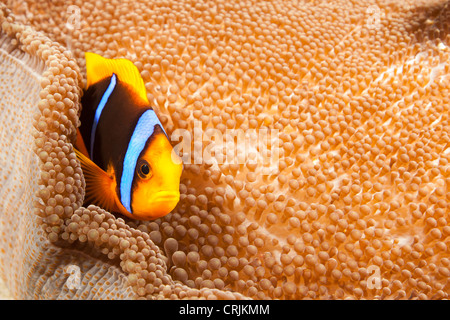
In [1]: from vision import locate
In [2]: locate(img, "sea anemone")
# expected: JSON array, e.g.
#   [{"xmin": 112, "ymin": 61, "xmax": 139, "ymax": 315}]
[{"xmin": 0, "ymin": 0, "xmax": 449, "ymax": 299}]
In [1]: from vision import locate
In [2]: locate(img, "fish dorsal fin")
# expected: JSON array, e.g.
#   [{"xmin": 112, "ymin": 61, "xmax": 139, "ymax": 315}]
[
  {"xmin": 85, "ymin": 52, "xmax": 148, "ymax": 103},
  {"xmin": 74, "ymin": 148, "xmax": 120, "ymax": 213}
]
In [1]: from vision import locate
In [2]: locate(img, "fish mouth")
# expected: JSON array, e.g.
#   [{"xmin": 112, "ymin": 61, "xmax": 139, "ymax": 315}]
[
  {"xmin": 139, "ymin": 191, "xmax": 180, "ymax": 220},
  {"xmin": 149, "ymin": 191, "xmax": 180, "ymax": 203}
]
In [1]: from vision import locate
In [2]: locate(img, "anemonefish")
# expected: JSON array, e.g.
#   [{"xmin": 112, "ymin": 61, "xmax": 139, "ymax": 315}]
[{"xmin": 74, "ymin": 52, "xmax": 183, "ymax": 221}]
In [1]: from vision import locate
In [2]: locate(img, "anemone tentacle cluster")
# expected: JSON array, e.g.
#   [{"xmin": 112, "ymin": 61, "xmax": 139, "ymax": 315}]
[{"xmin": 0, "ymin": 0, "xmax": 449, "ymax": 299}]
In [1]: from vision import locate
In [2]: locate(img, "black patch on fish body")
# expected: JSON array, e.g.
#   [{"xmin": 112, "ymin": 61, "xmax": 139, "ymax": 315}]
[{"xmin": 79, "ymin": 76, "xmax": 111, "ymax": 159}]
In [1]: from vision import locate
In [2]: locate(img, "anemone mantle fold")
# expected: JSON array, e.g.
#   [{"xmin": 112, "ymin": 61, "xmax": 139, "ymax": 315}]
[{"xmin": 0, "ymin": 0, "xmax": 449, "ymax": 300}]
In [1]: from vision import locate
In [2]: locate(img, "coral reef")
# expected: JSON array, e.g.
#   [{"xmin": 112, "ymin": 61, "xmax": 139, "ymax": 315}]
[{"xmin": 0, "ymin": 0, "xmax": 449, "ymax": 299}]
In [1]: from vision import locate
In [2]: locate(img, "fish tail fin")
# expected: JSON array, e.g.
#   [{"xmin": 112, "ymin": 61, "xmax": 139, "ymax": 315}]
[{"xmin": 74, "ymin": 148, "xmax": 119, "ymax": 213}]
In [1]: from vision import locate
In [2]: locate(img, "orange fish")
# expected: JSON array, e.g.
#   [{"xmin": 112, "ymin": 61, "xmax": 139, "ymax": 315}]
[{"xmin": 75, "ymin": 52, "xmax": 183, "ymax": 220}]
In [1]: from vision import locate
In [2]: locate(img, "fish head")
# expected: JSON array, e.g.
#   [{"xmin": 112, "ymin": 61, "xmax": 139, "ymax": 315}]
[{"xmin": 130, "ymin": 132, "xmax": 183, "ymax": 220}]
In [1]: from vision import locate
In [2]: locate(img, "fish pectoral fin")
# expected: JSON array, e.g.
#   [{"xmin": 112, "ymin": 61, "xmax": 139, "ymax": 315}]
[
  {"xmin": 75, "ymin": 128, "xmax": 90, "ymax": 158},
  {"xmin": 74, "ymin": 148, "xmax": 119, "ymax": 213}
]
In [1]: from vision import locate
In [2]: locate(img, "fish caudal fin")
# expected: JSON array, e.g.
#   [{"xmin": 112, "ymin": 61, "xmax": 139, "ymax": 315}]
[
  {"xmin": 74, "ymin": 148, "xmax": 120, "ymax": 213},
  {"xmin": 85, "ymin": 52, "xmax": 148, "ymax": 104}
]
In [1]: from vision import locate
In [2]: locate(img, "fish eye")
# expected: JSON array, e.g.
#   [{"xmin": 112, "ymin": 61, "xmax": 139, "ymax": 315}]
[{"xmin": 137, "ymin": 160, "xmax": 152, "ymax": 179}]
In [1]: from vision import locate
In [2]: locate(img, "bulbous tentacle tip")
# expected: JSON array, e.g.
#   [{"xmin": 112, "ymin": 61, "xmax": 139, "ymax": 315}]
[{"xmin": 0, "ymin": 0, "xmax": 449, "ymax": 300}]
